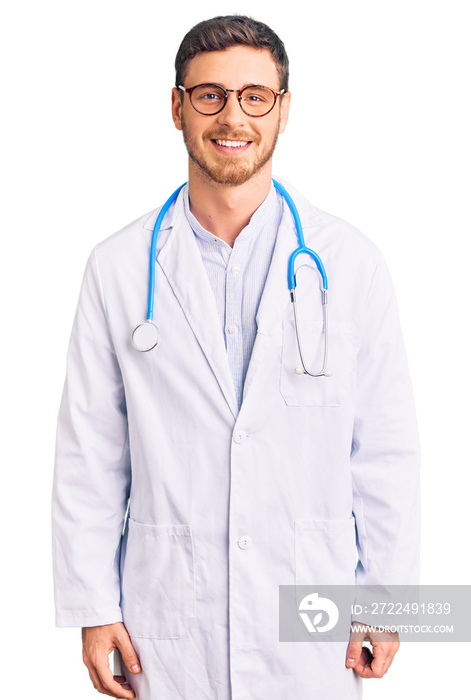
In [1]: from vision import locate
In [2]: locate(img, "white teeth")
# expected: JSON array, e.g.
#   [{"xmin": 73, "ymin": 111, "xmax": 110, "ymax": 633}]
[{"xmin": 215, "ymin": 140, "xmax": 248, "ymax": 148}]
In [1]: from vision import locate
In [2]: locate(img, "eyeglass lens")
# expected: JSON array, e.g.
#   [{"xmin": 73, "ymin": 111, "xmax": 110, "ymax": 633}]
[{"xmin": 190, "ymin": 85, "xmax": 276, "ymax": 116}]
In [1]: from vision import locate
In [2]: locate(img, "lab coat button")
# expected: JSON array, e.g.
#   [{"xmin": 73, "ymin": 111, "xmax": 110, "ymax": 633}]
[
  {"xmin": 232, "ymin": 266, "xmax": 241, "ymax": 275},
  {"xmin": 233, "ymin": 430, "xmax": 248, "ymax": 444},
  {"xmin": 238, "ymin": 535, "xmax": 251, "ymax": 549}
]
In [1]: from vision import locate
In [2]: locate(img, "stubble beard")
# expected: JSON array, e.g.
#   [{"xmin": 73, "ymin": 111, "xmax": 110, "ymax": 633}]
[{"xmin": 181, "ymin": 114, "xmax": 280, "ymax": 187}]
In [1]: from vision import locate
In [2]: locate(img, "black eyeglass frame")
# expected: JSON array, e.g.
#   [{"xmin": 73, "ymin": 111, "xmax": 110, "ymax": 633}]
[{"xmin": 177, "ymin": 83, "xmax": 285, "ymax": 118}]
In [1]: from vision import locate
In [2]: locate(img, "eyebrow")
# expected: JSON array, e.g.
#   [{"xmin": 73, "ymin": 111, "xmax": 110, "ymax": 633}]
[{"xmin": 197, "ymin": 82, "xmax": 268, "ymax": 89}]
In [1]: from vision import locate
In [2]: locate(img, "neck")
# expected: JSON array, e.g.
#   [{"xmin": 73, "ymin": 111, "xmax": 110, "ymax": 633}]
[{"xmin": 187, "ymin": 161, "xmax": 273, "ymax": 247}]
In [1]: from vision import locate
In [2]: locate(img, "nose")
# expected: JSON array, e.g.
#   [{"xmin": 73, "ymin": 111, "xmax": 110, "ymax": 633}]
[{"xmin": 216, "ymin": 91, "xmax": 246, "ymax": 129}]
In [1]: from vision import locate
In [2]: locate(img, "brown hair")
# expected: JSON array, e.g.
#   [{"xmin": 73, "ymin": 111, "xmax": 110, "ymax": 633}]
[{"xmin": 175, "ymin": 15, "xmax": 289, "ymax": 92}]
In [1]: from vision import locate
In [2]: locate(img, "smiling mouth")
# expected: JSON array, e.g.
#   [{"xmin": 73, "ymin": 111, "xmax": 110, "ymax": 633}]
[
  {"xmin": 210, "ymin": 139, "xmax": 252, "ymax": 154},
  {"xmin": 213, "ymin": 139, "xmax": 250, "ymax": 148}
]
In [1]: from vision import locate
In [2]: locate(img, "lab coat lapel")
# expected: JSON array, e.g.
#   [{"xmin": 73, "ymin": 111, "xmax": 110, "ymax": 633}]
[
  {"xmin": 242, "ymin": 204, "xmax": 298, "ymax": 401},
  {"xmin": 155, "ymin": 200, "xmax": 239, "ymax": 420}
]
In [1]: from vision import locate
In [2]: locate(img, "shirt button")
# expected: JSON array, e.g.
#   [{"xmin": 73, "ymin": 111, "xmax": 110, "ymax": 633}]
[
  {"xmin": 233, "ymin": 430, "xmax": 248, "ymax": 444},
  {"xmin": 238, "ymin": 535, "xmax": 251, "ymax": 550},
  {"xmin": 232, "ymin": 266, "xmax": 241, "ymax": 275},
  {"xmin": 228, "ymin": 325, "xmax": 238, "ymax": 335}
]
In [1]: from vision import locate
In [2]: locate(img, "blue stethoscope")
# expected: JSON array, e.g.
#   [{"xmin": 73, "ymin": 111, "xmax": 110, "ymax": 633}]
[{"xmin": 131, "ymin": 179, "xmax": 331, "ymax": 377}]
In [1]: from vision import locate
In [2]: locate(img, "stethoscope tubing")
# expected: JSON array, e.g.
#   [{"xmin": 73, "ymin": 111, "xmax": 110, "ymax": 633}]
[
  {"xmin": 272, "ymin": 180, "xmax": 328, "ymax": 292},
  {"xmin": 138, "ymin": 179, "xmax": 330, "ymax": 376},
  {"xmin": 147, "ymin": 182, "xmax": 186, "ymax": 321},
  {"xmin": 147, "ymin": 179, "xmax": 328, "ymax": 321}
]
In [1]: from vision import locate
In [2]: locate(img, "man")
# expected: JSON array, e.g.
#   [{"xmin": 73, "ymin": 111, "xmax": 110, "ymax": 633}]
[{"xmin": 52, "ymin": 15, "xmax": 420, "ymax": 700}]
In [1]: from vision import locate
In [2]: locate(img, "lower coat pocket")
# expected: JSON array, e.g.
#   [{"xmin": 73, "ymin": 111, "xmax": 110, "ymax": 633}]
[
  {"xmin": 295, "ymin": 516, "xmax": 357, "ymax": 585},
  {"xmin": 120, "ymin": 518, "xmax": 196, "ymax": 639}
]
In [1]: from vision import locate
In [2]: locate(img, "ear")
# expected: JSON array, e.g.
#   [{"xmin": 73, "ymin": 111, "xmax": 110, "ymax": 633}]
[
  {"xmin": 278, "ymin": 91, "xmax": 291, "ymax": 135},
  {"xmin": 171, "ymin": 87, "xmax": 183, "ymax": 131}
]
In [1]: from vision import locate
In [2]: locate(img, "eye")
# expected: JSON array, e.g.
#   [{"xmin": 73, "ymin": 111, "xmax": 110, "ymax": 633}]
[
  {"xmin": 200, "ymin": 92, "xmax": 222, "ymax": 101},
  {"xmin": 241, "ymin": 87, "xmax": 272, "ymax": 104},
  {"xmin": 192, "ymin": 86, "xmax": 225, "ymax": 103}
]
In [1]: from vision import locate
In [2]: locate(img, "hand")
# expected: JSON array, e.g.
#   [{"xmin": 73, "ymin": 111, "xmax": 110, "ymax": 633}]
[
  {"xmin": 82, "ymin": 622, "xmax": 141, "ymax": 698},
  {"xmin": 345, "ymin": 621, "xmax": 400, "ymax": 678}
]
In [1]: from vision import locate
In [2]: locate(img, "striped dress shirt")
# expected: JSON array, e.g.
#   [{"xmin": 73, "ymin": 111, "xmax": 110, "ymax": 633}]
[{"xmin": 183, "ymin": 183, "xmax": 284, "ymax": 409}]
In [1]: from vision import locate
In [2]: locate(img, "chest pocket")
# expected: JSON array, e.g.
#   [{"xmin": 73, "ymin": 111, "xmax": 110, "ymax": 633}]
[
  {"xmin": 280, "ymin": 314, "xmax": 355, "ymax": 407},
  {"xmin": 278, "ymin": 261, "xmax": 356, "ymax": 407},
  {"xmin": 280, "ymin": 318, "xmax": 336, "ymax": 406}
]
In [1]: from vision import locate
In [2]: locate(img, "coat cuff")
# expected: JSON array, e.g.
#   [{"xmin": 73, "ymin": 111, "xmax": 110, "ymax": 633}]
[{"xmin": 55, "ymin": 605, "xmax": 123, "ymax": 628}]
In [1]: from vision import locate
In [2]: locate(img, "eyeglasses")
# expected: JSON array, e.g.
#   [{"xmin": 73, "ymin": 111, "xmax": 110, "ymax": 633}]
[{"xmin": 178, "ymin": 83, "xmax": 285, "ymax": 118}]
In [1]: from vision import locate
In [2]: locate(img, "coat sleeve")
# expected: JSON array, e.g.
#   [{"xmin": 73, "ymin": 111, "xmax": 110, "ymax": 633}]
[
  {"xmin": 51, "ymin": 246, "xmax": 131, "ymax": 628},
  {"xmin": 351, "ymin": 250, "xmax": 421, "ymax": 590}
]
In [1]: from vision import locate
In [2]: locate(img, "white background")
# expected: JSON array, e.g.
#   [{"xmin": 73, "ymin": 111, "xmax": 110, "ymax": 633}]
[{"xmin": 2, "ymin": 0, "xmax": 470, "ymax": 697}]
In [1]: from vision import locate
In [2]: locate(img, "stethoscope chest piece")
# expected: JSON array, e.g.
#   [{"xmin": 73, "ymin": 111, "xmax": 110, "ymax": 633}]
[{"xmin": 131, "ymin": 321, "xmax": 160, "ymax": 352}]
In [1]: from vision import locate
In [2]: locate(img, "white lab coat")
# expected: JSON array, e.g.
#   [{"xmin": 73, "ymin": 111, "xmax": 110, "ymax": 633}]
[{"xmin": 52, "ymin": 179, "xmax": 420, "ymax": 700}]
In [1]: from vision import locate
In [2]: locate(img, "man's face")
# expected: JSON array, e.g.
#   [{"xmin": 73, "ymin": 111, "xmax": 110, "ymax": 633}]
[{"xmin": 172, "ymin": 46, "xmax": 290, "ymax": 187}]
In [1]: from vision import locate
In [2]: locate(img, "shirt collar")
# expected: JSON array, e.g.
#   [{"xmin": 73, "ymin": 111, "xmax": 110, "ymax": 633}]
[{"xmin": 182, "ymin": 182, "xmax": 277, "ymax": 247}]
